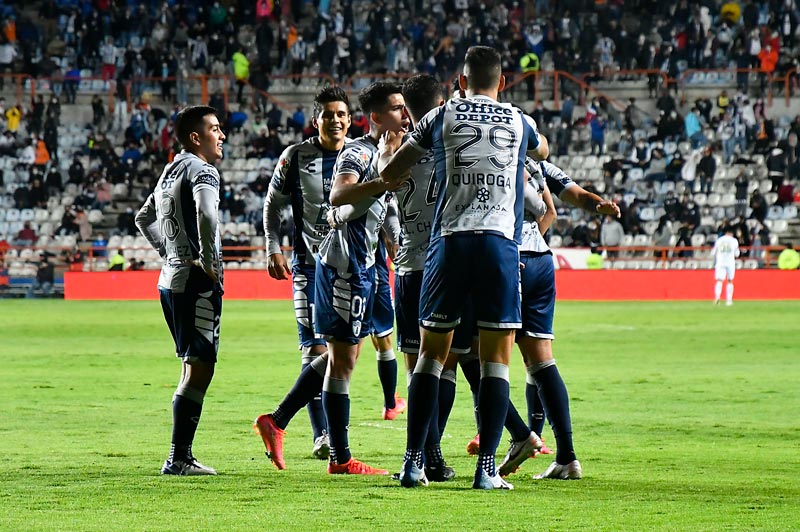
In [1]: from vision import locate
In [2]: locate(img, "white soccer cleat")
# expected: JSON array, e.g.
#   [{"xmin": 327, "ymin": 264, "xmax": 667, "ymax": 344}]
[
  {"xmin": 312, "ymin": 431, "xmax": 330, "ymax": 460},
  {"xmin": 398, "ymin": 459, "xmax": 429, "ymax": 487},
  {"xmin": 472, "ymin": 468, "xmax": 514, "ymax": 490},
  {"xmin": 161, "ymin": 456, "xmax": 217, "ymax": 476},
  {"xmin": 498, "ymin": 431, "xmax": 543, "ymax": 477},
  {"xmin": 533, "ymin": 460, "xmax": 582, "ymax": 480}
]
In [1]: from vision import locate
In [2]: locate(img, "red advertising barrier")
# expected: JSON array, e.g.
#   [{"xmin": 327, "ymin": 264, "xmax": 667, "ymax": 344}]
[
  {"xmin": 64, "ymin": 271, "xmax": 292, "ymax": 300},
  {"xmin": 555, "ymin": 270, "xmax": 800, "ymax": 300},
  {"xmin": 64, "ymin": 270, "xmax": 800, "ymax": 301}
]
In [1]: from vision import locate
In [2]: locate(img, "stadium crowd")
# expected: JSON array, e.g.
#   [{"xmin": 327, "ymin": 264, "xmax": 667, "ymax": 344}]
[{"xmin": 1, "ymin": 0, "xmax": 800, "ymax": 291}]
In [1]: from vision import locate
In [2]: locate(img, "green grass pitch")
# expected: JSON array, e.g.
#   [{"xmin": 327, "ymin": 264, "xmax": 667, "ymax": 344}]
[{"xmin": 1, "ymin": 300, "xmax": 798, "ymax": 531}]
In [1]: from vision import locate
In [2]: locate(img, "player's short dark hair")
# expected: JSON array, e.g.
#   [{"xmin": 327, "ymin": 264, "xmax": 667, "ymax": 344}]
[
  {"xmin": 313, "ymin": 86, "xmax": 351, "ymax": 116},
  {"xmin": 463, "ymin": 46, "xmax": 502, "ymax": 91},
  {"xmin": 450, "ymin": 76, "xmax": 463, "ymax": 97},
  {"xmin": 358, "ymin": 81, "xmax": 403, "ymax": 115},
  {"xmin": 402, "ymin": 74, "xmax": 443, "ymax": 123},
  {"xmin": 175, "ymin": 105, "xmax": 218, "ymax": 149}
]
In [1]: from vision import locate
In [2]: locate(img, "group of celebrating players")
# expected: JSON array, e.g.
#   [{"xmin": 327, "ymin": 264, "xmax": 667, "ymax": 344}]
[{"xmin": 137, "ymin": 45, "xmax": 621, "ymax": 490}]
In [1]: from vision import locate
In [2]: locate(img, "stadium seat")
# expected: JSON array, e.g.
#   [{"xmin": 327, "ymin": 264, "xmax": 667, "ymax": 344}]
[
  {"xmin": 782, "ymin": 205, "xmax": 797, "ymax": 219},
  {"xmin": 6, "ymin": 208, "xmax": 20, "ymax": 222},
  {"xmin": 548, "ymin": 235, "xmax": 562, "ymax": 248},
  {"xmin": 639, "ymin": 260, "xmax": 656, "ymax": 270},
  {"xmin": 87, "ymin": 210, "xmax": 104, "ymax": 224},
  {"xmin": 691, "ymin": 234, "xmax": 705, "ymax": 247},
  {"xmin": 112, "ymin": 184, "xmax": 129, "ymax": 199},
  {"xmin": 34, "ymin": 209, "xmax": 49, "ymax": 222},
  {"xmin": 743, "ymin": 259, "xmax": 759, "ymax": 269},
  {"xmin": 671, "ymin": 260, "xmax": 685, "ymax": 269},
  {"xmin": 767, "ymin": 205, "xmax": 783, "ymax": 219},
  {"xmin": 20, "ymin": 209, "xmax": 35, "ymax": 222},
  {"xmin": 771, "ymin": 219, "xmax": 789, "ymax": 234},
  {"xmin": 628, "ymin": 167, "xmax": 644, "ymax": 181},
  {"xmin": 639, "ymin": 207, "xmax": 655, "ymax": 221},
  {"xmin": 643, "ymin": 221, "xmax": 658, "ymax": 235}
]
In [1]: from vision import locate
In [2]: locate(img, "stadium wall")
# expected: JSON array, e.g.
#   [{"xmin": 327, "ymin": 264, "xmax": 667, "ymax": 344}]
[{"xmin": 64, "ymin": 270, "xmax": 800, "ymax": 301}]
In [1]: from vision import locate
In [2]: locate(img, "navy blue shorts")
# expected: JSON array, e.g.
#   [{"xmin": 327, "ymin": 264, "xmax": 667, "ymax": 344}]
[
  {"xmin": 292, "ymin": 263, "xmax": 327, "ymax": 348},
  {"xmin": 419, "ymin": 233, "xmax": 521, "ymax": 331},
  {"xmin": 395, "ymin": 271, "xmax": 473, "ymax": 354},
  {"xmin": 159, "ymin": 267, "xmax": 222, "ymax": 364},
  {"xmin": 370, "ymin": 242, "xmax": 394, "ymax": 338},
  {"xmin": 519, "ymin": 252, "xmax": 555, "ymax": 339},
  {"xmin": 314, "ymin": 261, "xmax": 375, "ymax": 345}
]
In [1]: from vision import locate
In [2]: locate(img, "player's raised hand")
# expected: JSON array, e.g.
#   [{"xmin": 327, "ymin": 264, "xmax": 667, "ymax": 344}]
[
  {"xmin": 379, "ymin": 129, "xmax": 405, "ymax": 156},
  {"xmin": 596, "ymin": 201, "xmax": 621, "ymax": 218},
  {"xmin": 267, "ymin": 252, "xmax": 291, "ymax": 280}
]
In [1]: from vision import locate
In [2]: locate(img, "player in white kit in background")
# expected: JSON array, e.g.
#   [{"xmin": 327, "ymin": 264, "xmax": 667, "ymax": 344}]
[{"xmin": 712, "ymin": 226, "xmax": 740, "ymax": 306}]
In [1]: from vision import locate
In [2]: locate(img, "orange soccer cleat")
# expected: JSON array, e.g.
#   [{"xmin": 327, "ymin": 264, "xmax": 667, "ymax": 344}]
[
  {"xmin": 382, "ymin": 394, "xmax": 407, "ymax": 420},
  {"xmin": 253, "ymin": 413, "xmax": 286, "ymax": 470},
  {"xmin": 327, "ymin": 458, "xmax": 389, "ymax": 475}
]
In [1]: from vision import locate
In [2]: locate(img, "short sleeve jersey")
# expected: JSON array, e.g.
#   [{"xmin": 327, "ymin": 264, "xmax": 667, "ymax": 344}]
[
  {"xmin": 393, "ymin": 149, "xmax": 437, "ymax": 273},
  {"xmin": 317, "ymin": 136, "xmax": 387, "ymax": 274},
  {"xmin": 405, "ymin": 95, "xmax": 542, "ymax": 243},
  {"xmin": 154, "ymin": 151, "xmax": 222, "ymax": 292},
  {"xmin": 713, "ymin": 234, "xmax": 740, "ymax": 267},
  {"xmin": 519, "ymin": 160, "xmax": 577, "ymax": 253},
  {"xmin": 270, "ymin": 138, "xmax": 346, "ymax": 267}
]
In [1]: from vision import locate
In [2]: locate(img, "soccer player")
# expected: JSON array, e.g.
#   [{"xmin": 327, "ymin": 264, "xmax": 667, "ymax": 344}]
[
  {"xmin": 498, "ymin": 159, "xmax": 620, "ymax": 481},
  {"xmin": 380, "ymin": 46, "xmax": 549, "ymax": 490},
  {"xmin": 254, "ymin": 87, "xmax": 353, "ymax": 467},
  {"xmin": 135, "ymin": 105, "xmax": 226, "ymax": 476},
  {"xmin": 389, "ymin": 73, "xmax": 480, "ymax": 483},
  {"xmin": 712, "ymin": 226, "xmax": 740, "ymax": 306},
  {"xmin": 314, "ymin": 81, "xmax": 409, "ymax": 475}
]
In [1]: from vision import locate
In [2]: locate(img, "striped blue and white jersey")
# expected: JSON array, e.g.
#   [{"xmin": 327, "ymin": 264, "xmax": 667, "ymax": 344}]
[
  {"xmin": 405, "ymin": 95, "xmax": 543, "ymax": 243},
  {"xmin": 317, "ymin": 136, "xmax": 387, "ymax": 274},
  {"xmin": 393, "ymin": 149, "xmax": 437, "ymax": 274},
  {"xmin": 519, "ymin": 160, "xmax": 577, "ymax": 253},
  {"xmin": 264, "ymin": 137, "xmax": 350, "ymax": 267},
  {"xmin": 140, "ymin": 151, "xmax": 223, "ymax": 292}
]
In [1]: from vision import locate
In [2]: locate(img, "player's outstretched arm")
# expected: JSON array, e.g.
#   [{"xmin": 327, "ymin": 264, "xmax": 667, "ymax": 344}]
[
  {"xmin": 560, "ymin": 185, "xmax": 620, "ymax": 218},
  {"xmin": 135, "ymin": 193, "xmax": 166, "ymax": 258}
]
